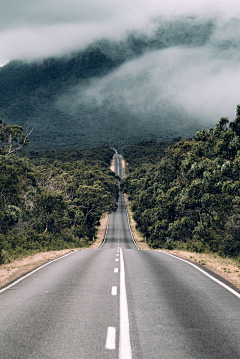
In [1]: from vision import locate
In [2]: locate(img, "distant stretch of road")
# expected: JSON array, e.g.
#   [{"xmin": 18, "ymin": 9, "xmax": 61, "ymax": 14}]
[{"xmin": 0, "ymin": 152, "xmax": 240, "ymax": 358}]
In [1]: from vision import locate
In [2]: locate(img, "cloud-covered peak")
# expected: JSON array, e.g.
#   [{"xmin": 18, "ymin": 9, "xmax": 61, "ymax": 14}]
[
  {"xmin": 0, "ymin": 0, "xmax": 240, "ymax": 63},
  {"xmin": 1, "ymin": 1, "xmax": 240, "ymax": 150}
]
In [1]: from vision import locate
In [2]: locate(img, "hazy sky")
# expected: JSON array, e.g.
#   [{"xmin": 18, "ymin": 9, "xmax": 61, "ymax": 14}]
[
  {"xmin": 1, "ymin": 0, "xmax": 240, "ymax": 65},
  {"xmin": 1, "ymin": 0, "xmax": 240, "ymax": 127}
]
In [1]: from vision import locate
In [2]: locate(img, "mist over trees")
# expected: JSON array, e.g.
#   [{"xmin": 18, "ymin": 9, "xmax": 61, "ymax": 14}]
[{"xmin": 0, "ymin": 16, "xmax": 221, "ymax": 151}]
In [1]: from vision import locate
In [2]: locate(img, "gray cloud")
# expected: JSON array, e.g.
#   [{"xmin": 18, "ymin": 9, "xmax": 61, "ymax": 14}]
[
  {"xmin": 56, "ymin": 15, "xmax": 240, "ymax": 128},
  {"xmin": 0, "ymin": 0, "xmax": 240, "ymax": 64},
  {"xmin": 1, "ymin": 0, "xmax": 240, "ymax": 140}
]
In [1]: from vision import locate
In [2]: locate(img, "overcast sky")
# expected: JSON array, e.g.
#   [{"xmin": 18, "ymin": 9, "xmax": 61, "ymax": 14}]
[
  {"xmin": 1, "ymin": 0, "xmax": 240, "ymax": 127},
  {"xmin": 1, "ymin": 0, "xmax": 240, "ymax": 65}
]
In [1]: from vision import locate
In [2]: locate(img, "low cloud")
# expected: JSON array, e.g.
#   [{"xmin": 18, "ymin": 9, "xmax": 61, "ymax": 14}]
[
  {"xmin": 57, "ymin": 17, "xmax": 240, "ymax": 129},
  {"xmin": 2, "ymin": 1, "xmax": 240, "ymax": 142},
  {"xmin": 0, "ymin": 0, "xmax": 240, "ymax": 63}
]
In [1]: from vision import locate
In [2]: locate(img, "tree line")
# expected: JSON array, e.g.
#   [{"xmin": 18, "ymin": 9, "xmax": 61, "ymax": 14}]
[
  {"xmin": 121, "ymin": 106, "xmax": 240, "ymax": 258},
  {"xmin": 0, "ymin": 120, "xmax": 118, "ymax": 263}
]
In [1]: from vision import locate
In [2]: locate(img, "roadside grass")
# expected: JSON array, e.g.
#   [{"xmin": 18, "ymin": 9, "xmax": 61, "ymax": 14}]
[
  {"xmin": 0, "ymin": 156, "xmax": 114, "ymax": 288},
  {"xmin": 89, "ymin": 213, "xmax": 109, "ymax": 249},
  {"xmin": 110, "ymin": 157, "xmax": 114, "ymax": 172},
  {"xmin": 4, "ymin": 153, "xmax": 238, "ymax": 292},
  {"xmin": 124, "ymin": 194, "xmax": 150, "ymax": 250},
  {"xmin": 159, "ymin": 249, "xmax": 240, "ymax": 290},
  {"xmin": 120, "ymin": 154, "xmax": 150, "ymax": 250},
  {"xmin": 119, "ymin": 154, "xmax": 125, "ymax": 175},
  {"xmin": 0, "ymin": 249, "xmax": 78, "ymax": 288},
  {"xmin": 0, "ymin": 212, "xmax": 110, "ymax": 288}
]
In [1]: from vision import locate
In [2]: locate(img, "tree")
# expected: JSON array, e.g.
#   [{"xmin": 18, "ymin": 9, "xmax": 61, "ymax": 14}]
[
  {"xmin": 0, "ymin": 119, "xmax": 33, "ymax": 156},
  {"xmin": 35, "ymin": 190, "xmax": 66, "ymax": 235},
  {"xmin": 121, "ymin": 106, "xmax": 240, "ymax": 256}
]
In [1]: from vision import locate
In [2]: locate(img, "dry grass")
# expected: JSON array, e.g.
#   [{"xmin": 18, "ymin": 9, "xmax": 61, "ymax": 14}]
[
  {"xmin": 0, "ymin": 249, "xmax": 78, "ymax": 289},
  {"xmin": 0, "ymin": 156, "xmax": 114, "ymax": 288},
  {"xmin": 110, "ymin": 157, "xmax": 114, "ymax": 172},
  {"xmin": 89, "ymin": 213, "xmax": 109, "ymax": 249},
  {"xmin": 10, "ymin": 155, "xmax": 238, "ymax": 292},
  {"xmin": 0, "ymin": 213, "xmax": 110, "ymax": 288},
  {"xmin": 120, "ymin": 155, "xmax": 150, "ymax": 250},
  {"xmin": 119, "ymin": 154, "xmax": 126, "ymax": 178},
  {"xmin": 120, "ymin": 154, "xmax": 240, "ymax": 289},
  {"xmin": 124, "ymin": 194, "xmax": 150, "ymax": 250},
  {"xmin": 112, "ymin": 154, "xmax": 240, "ymax": 289},
  {"xmin": 159, "ymin": 249, "xmax": 240, "ymax": 290}
]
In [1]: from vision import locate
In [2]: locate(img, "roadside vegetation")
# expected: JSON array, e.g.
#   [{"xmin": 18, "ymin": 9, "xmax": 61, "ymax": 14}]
[
  {"xmin": 121, "ymin": 105, "xmax": 240, "ymax": 261},
  {"xmin": 0, "ymin": 119, "xmax": 119, "ymax": 264}
]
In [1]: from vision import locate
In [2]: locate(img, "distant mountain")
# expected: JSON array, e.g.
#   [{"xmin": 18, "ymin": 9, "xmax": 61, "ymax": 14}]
[{"xmin": 0, "ymin": 17, "xmax": 214, "ymax": 150}]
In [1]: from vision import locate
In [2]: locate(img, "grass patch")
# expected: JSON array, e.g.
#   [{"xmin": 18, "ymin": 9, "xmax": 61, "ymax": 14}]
[
  {"xmin": 124, "ymin": 194, "xmax": 150, "ymax": 250},
  {"xmin": 89, "ymin": 213, "xmax": 109, "ymax": 249}
]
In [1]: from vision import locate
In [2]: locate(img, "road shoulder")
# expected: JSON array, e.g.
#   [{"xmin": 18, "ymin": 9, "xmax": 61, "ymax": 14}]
[
  {"xmin": 159, "ymin": 249, "xmax": 240, "ymax": 291},
  {"xmin": 0, "ymin": 249, "xmax": 78, "ymax": 289}
]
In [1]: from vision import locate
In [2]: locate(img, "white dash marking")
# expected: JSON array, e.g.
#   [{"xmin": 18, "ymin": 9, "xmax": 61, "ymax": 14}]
[
  {"xmin": 116, "ymin": 254, "xmax": 119, "ymax": 256},
  {"xmin": 114, "ymin": 268, "xmax": 119, "ymax": 273},
  {"xmin": 115, "ymin": 259, "xmax": 119, "ymax": 261},
  {"xmin": 105, "ymin": 327, "xmax": 116, "ymax": 350},
  {"xmin": 111, "ymin": 286, "xmax": 117, "ymax": 295}
]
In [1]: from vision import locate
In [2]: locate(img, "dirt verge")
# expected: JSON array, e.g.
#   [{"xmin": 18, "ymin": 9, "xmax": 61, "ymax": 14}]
[
  {"xmin": 0, "ymin": 155, "xmax": 115, "ymax": 288},
  {"xmin": 89, "ymin": 213, "xmax": 109, "ymax": 249},
  {"xmin": 4, "ymin": 154, "xmax": 238, "ymax": 292},
  {"xmin": 120, "ymin": 155, "xmax": 150, "ymax": 250},
  {"xmin": 124, "ymin": 194, "xmax": 150, "ymax": 250},
  {"xmin": 0, "ymin": 249, "xmax": 78, "ymax": 289},
  {"xmin": 110, "ymin": 156, "xmax": 114, "ymax": 172}
]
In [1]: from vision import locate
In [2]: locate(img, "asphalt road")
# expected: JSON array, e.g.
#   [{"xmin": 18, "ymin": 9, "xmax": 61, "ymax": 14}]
[{"xmin": 1, "ymin": 153, "xmax": 240, "ymax": 358}]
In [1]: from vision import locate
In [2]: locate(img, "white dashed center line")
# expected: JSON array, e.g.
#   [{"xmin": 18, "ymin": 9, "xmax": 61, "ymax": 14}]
[
  {"xmin": 114, "ymin": 268, "xmax": 119, "ymax": 273},
  {"xmin": 111, "ymin": 286, "xmax": 117, "ymax": 296},
  {"xmin": 115, "ymin": 259, "xmax": 119, "ymax": 261},
  {"xmin": 105, "ymin": 327, "xmax": 116, "ymax": 350}
]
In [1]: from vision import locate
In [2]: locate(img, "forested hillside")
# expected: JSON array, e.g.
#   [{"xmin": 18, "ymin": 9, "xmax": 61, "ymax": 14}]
[
  {"xmin": 121, "ymin": 106, "xmax": 240, "ymax": 258},
  {"xmin": 0, "ymin": 17, "xmax": 215, "ymax": 151},
  {"xmin": 122, "ymin": 139, "xmax": 181, "ymax": 172},
  {"xmin": 0, "ymin": 122, "xmax": 118, "ymax": 263}
]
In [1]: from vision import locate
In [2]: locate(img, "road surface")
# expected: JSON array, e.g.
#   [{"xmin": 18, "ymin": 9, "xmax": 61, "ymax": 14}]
[{"xmin": 0, "ymin": 152, "xmax": 240, "ymax": 358}]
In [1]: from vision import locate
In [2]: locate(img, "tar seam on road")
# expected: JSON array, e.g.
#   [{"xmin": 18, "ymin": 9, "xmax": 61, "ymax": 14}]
[
  {"xmin": 119, "ymin": 247, "xmax": 132, "ymax": 359},
  {"xmin": 163, "ymin": 252, "xmax": 240, "ymax": 299},
  {"xmin": 0, "ymin": 251, "xmax": 77, "ymax": 294}
]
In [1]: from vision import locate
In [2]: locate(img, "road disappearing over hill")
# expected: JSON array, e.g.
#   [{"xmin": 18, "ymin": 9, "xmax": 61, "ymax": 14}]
[{"xmin": 0, "ymin": 153, "xmax": 240, "ymax": 358}]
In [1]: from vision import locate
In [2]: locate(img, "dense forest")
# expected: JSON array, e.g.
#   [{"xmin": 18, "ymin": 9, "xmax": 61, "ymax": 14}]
[
  {"xmin": 121, "ymin": 106, "xmax": 240, "ymax": 258},
  {"xmin": 122, "ymin": 138, "xmax": 181, "ymax": 172},
  {"xmin": 0, "ymin": 119, "xmax": 118, "ymax": 264}
]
